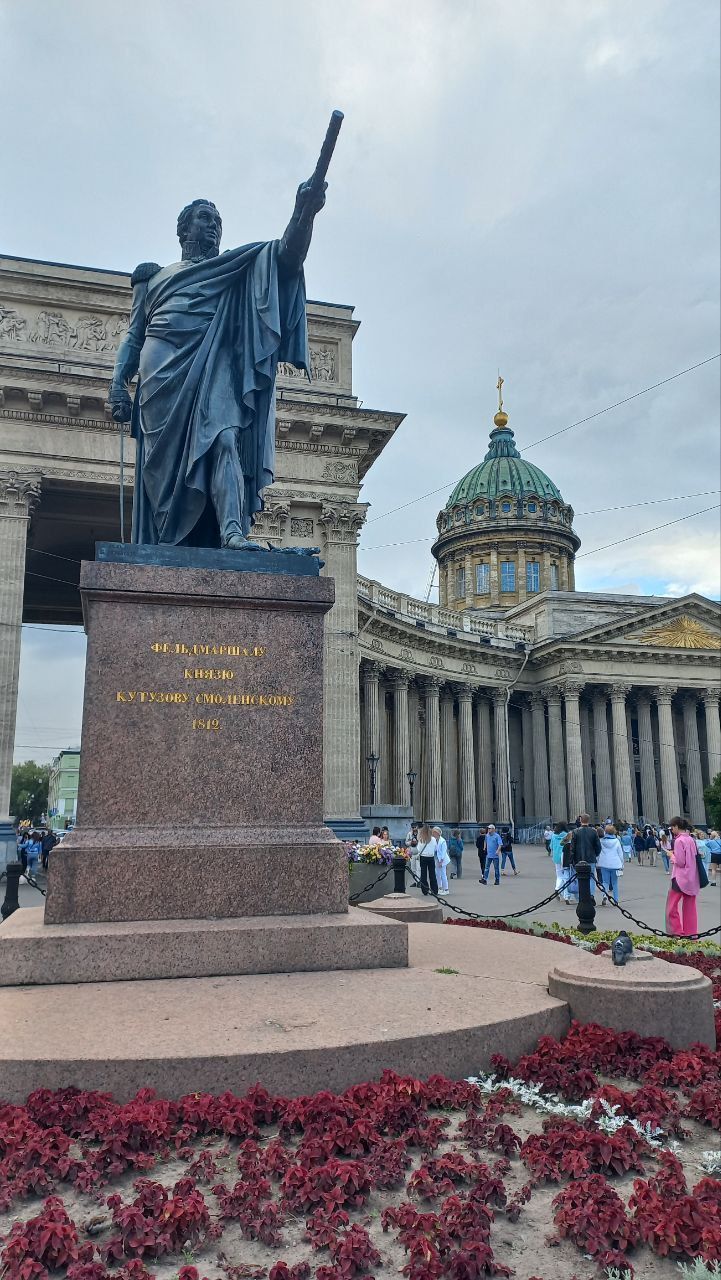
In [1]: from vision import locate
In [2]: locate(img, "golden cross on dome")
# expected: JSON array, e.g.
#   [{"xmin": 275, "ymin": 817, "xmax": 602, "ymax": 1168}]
[{"xmin": 496, "ymin": 373, "xmax": 504, "ymax": 412}]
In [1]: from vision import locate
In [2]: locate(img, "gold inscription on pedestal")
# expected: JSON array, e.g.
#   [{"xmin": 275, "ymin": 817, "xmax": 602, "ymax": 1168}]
[
  {"xmin": 192, "ymin": 718, "xmax": 221, "ymax": 731},
  {"xmin": 151, "ymin": 642, "xmax": 265, "ymax": 657},
  {"xmin": 183, "ymin": 668, "xmax": 236, "ymax": 681}
]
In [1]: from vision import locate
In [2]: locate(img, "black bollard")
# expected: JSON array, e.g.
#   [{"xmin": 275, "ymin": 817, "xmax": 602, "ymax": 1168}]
[
  {"xmin": 1, "ymin": 861, "xmax": 22, "ymax": 921},
  {"xmin": 392, "ymin": 854, "xmax": 408, "ymax": 894},
  {"xmin": 574, "ymin": 861, "xmax": 597, "ymax": 935}
]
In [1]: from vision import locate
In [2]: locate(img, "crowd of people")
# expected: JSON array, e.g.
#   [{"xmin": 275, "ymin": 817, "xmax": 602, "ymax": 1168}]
[
  {"xmin": 15, "ymin": 828, "xmax": 57, "ymax": 874},
  {"xmin": 545, "ymin": 815, "xmax": 719, "ymax": 936},
  {"xmin": 367, "ymin": 814, "xmax": 718, "ymax": 939}
]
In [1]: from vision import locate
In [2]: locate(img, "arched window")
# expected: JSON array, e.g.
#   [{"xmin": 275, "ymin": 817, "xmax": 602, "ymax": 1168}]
[
  {"xmin": 527, "ymin": 501, "xmax": 537, "ymax": 513},
  {"xmin": 501, "ymin": 501, "xmax": 512, "ymax": 514}
]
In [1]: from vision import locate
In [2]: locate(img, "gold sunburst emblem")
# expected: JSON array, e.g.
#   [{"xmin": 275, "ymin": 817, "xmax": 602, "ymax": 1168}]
[{"xmin": 638, "ymin": 615, "xmax": 721, "ymax": 649}]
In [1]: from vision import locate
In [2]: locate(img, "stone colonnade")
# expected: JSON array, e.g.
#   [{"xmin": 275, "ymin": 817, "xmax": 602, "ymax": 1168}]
[{"xmin": 359, "ymin": 663, "xmax": 721, "ymax": 828}]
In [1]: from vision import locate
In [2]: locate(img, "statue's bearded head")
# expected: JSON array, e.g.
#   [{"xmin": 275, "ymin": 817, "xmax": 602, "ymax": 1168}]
[{"xmin": 177, "ymin": 200, "xmax": 222, "ymax": 261}]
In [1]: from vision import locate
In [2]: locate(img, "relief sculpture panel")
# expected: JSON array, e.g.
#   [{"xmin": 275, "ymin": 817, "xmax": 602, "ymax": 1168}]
[{"xmin": 0, "ymin": 304, "xmax": 129, "ymax": 353}]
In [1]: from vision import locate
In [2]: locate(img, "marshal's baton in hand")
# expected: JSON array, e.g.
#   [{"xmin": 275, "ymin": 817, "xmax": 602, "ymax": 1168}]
[{"xmin": 308, "ymin": 108, "xmax": 344, "ymax": 194}]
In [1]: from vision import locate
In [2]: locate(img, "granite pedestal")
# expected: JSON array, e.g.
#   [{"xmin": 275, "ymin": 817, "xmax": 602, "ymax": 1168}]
[{"xmin": 46, "ymin": 548, "xmax": 349, "ymax": 925}]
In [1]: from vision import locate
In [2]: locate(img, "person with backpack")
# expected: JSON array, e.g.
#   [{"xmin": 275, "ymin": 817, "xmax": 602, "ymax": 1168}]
[
  {"xmin": 598, "ymin": 824, "xmax": 625, "ymax": 905},
  {"xmin": 448, "ymin": 829, "xmax": 464, "ymax": 879},
  {"xmin": 500, "ymin": 827, "xmax": 518, "ymax": 876},
  {"xmin": 569, "ymin": 813, "xmax": 602, "ymax": 900}
]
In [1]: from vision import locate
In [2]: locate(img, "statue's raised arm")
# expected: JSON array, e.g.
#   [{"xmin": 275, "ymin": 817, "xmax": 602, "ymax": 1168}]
[{"xmin": 279, "ymin": 110, "xmax": 343, "ymax": 274}]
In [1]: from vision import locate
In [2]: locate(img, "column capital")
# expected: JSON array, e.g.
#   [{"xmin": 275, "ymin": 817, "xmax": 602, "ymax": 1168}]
[
  {"xmin": 590, "ymin": 685, "xmax": 610, "ymax": 705},
  {"xmin": 492, "ymin": 687, "xmax": 508, "ymax": 708},
  {"xmin": 635, "ymin": 688, "xmax": 654, "ymax": 706},
  {"xmin": 420, "ymin": 675, "xmax": 442, "ymax": 697},
  {"xmin": 452, "ymin": 682, "xmax": 474, "ymax": 703},
  {"xmin": 318, "ymin": 502, "xmax": 368, "ymax": 546},
  {"xmin": 680, "ymin": 691, "xmax": 701, "ymax": 710},
  {"xmin": 653, "ymin": 684, "xmax": 677, "ymax": 704},
  {"xmin": 361, "ymin": 660, "xmax": 383, "ymax": 682},
  {"xmin": 701, "ymin": 688, "xmax": 721, "ymax": 707},
  {"xmin": 0, "ymin": 469, "xmax": 41, "ymax": 518},
  {"xmin": 609, "ymin": 683, "xmax": 633, "ymax": 701},
  {"xmin": 543, "ymin": 684, "xmax": 563, "ymax": 705},
  {"xmin": 474, "ymin": 687, "xmax": 492, "ymax": 706},
  {"xmin": 529, "ymin": 691, "xmax": 546, "ymax": 710},
  {"xmin": 387, "ymin": 667, "xmax": 410, "ymax": 690},
  {"xmin": 561, "ymin": 680, "xmax": 585, "ymax": 699}
]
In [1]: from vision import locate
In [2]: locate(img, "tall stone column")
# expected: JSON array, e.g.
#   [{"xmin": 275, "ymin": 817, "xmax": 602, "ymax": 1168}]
[
  {"xmin": 591, "ymin": 689, "xmax": 614, "ymax": 819},
  {"xmin": 520, "ymin": 695, "xmax": 535, "ymax": 821},
  {"xmin": 422, "ymin": 678, "xmax": 442, "ymax": 824},
  {"xmin": 653, "ymin": 685, "xmax": 681, "ymax": 819},
  {"xmin": 609, "ymin": 684, "xmax": 635, "ymax": 824},
  {"xmin": 702, "ymin": 690, "xmax": 721, "ymax": 785},
  {"xmin": 389, "ymin": 669, "xmax": 410, "ymax": 806},
  {"xmin": 682, "ymin": 695, "xmax": 706, "ymax": 826},
  {"xmin": 493, "ymin": 689, "xmax": 512, "ymax": 823},
  {"xmin": 440, "ymin": 688, "xmax": 458, "ymax": 821},
  {"xmin": 319, "ymin": 503, "xmax": 367, "ymax": 833},
  {"xmin": 545, "ymin": 687, "xmax": 568, "ymax": 820},
  {"xmin": 635, "ymin": 693, "xmax": 659, "ymax": 823},
  {"xmin": 474, "ymin": 691, "xmax": 494, "ymax": 820},
  {"xmin": 0, "ymin": 471, "xmax": 41, "ymax": 844},
  {"xmin": 455, "ymin": 684, "xmax": 476, "ymax": 824},
  {"xmin": 361, "ymin": 662, "xmax": 382, "ymax": 803},
  {"xmin": 580, "ymin": 700, "xmax": 594, "ymax": 814},
  {"xmin": 562, "ymin": 681, "xmax": 586, "ymax": 821},
  {"xmin": 530, "ymin": 692, "xmax": 551, "ymax": 820}
]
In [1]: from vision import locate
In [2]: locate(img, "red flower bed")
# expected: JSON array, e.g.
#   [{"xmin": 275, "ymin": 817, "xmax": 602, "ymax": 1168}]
[{"xmin": 2, "ymin": 926, "xmax": 720, "ymax": 1279}]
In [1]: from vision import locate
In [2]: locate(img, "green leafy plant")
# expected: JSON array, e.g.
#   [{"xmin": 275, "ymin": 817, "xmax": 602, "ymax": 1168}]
[
  {"xmin": 434, "ymin": 967, "xmax": 459, "ymax": 975},
  {"xmin": 704, "ymin": 772, "xmax": 721, "ymax": 828}
]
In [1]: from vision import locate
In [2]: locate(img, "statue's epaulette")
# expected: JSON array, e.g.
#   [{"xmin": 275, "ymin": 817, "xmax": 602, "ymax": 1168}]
[{"xmin": 130, "ymin": 261, "xmax": 162, "ymax": 288}]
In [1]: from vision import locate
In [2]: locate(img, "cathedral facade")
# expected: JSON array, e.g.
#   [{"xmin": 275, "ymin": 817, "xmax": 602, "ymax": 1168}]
[{"xmin": 1, "ymin": 256, "xmax": 719, "ymax": 839}]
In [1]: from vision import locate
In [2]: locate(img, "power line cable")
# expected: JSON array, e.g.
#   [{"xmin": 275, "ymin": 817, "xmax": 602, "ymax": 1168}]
[
  {"xmin": 575, "ymin": 502, "xmax": 720, "ymax": 559},
  {"xmin": 365, "ymin": 354, "xmax": 721, "ymax": 525}
]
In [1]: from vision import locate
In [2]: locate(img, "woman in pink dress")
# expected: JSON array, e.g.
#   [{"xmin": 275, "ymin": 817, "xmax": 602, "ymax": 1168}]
[{"xmin": 667, "ymin": 817, "xmax": 701, "ymax": 937}]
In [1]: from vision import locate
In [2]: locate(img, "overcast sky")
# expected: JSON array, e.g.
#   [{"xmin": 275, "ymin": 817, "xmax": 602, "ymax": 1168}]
[{"xmin": 2, "ymin": 0, "xmax": 719, "ymax": 765}]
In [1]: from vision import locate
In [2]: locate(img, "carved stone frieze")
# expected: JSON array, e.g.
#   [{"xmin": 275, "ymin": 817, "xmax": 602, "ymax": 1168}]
[
  {"xmin": 321, "ymin": 460, "xmax": 356, "ymax": 482},
  {"xmin": 290, "ymin": 517, "xmax": 314, "ymax": 538},
  {"xmin": 276, "ymin": 342, "xmax": 338, "ymax": 384},
  {"xmin": 0, "ymin": 304, "xmax": 129, "ymax": 353}
]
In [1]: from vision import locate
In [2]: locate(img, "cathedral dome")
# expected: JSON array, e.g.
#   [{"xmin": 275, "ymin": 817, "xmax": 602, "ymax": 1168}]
[
  {"xmin": 432, "ymin": 391, "xmax": 580, "ymax": 612},
  {"xmin": 445, "ymin": 418, "xmax": 564, "ymax": 508}
]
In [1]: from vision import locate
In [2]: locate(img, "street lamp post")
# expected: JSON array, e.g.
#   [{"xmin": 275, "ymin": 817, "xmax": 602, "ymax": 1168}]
[
  {"xmin": 366, "ymin": 752, "xmax": 380, "ymax": 805},
  {"xmin": 510, "ymin": 778, "xmax": 518, "ymax": 832},
  {"xmin": 407, "ymin": 768, "xmax": 417, "ymax": 811}
]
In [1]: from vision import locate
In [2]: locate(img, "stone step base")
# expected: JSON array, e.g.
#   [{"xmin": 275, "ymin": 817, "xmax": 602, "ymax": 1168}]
[
  {"xmin": 0, "ymin": 924, "xmax": 570, "ymax": 1102},
  {"xmin": 0, "ymin": 906, "xmax": 407, "ymax": 986}
]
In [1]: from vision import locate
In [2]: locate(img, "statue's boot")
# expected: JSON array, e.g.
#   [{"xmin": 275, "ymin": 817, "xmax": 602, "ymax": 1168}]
[{"xmin": 211, "ymin": 428, "xmax": 270, "ymax": 552}]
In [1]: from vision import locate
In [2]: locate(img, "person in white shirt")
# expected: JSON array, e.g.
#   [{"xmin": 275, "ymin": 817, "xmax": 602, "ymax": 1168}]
[{"xmin": 432, "ymin": 825, "xmax": 450, "ymax": 894}]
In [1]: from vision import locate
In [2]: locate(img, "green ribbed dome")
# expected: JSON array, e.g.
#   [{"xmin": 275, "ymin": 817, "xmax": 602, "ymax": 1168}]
[{"xmin": 445, "ymin": 419, "xmax": 564, "ymax": 508}]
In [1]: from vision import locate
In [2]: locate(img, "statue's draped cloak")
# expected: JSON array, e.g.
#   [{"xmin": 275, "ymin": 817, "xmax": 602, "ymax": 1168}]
[{"xmin": 130, "ymin": 241, "xmax": 308, "ymax": 545}]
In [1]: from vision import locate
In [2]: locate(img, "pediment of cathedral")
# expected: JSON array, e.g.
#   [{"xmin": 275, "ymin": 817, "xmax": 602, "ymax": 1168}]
[{"xmin": 542, "ymin": 594, "xmax": 721, "ymax": 654}]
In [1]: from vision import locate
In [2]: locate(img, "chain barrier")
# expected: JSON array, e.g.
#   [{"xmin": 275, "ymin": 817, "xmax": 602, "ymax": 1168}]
[
  {"xmin": 348, "ymin": 862, "xmax": 392, "ymax": 904},
  {"xmin": 404, "ymin": 864, "xmax": 578, "ymax": 922},
  {"xmin": 22, "ymin": 871, "xmax": 47, "ymax": 898},
  {"xmin": 591, "ymin": 870, "xmax": 720, "ymax": 941}
]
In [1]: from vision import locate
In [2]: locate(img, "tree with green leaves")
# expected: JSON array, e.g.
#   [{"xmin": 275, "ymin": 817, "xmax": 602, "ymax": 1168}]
[
  {"xmin": 704, "ymin": 772, "xmax": 721, "ymax": 829},
  {"xmin": 10, "ymin": 760, "xmax": 50, "ymax": 823}
]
